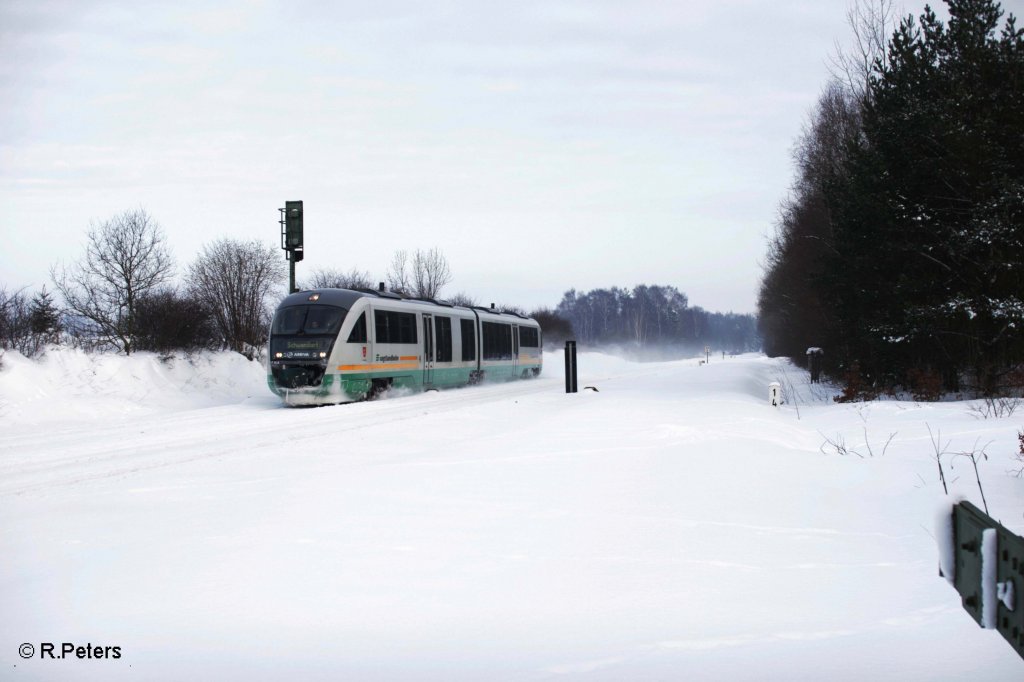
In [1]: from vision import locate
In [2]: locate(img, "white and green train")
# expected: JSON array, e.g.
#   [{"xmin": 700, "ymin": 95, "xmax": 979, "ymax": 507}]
[{"xmin": 267, "ymin": 288, "xmax": 543, "ymax": 405}]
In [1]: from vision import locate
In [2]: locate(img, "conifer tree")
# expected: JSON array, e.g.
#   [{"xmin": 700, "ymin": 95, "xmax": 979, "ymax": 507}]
[
  {"xmin": 821, "ymin": 0, "xmax": 1024, "ymax": 393},
  {"xmin": 29, "ymin": 286, "xmax": 61, "ymax": 339}
]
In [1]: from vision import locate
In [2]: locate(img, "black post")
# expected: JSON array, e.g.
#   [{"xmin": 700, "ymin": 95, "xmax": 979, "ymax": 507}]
[{"xmin": 564, "ymin": 340, "xmax": 577, "ymax": 393}]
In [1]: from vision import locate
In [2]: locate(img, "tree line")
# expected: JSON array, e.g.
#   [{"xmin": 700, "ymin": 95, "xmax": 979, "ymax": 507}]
[
  {"xmin": 758, "ymin": 0, "xmax": 1024, "ymax": 398},
  {"xmin": 0, "ymin": 209, "xmax": 551, "ymax": 359},
  {"xmin": 36, "ymin": 208, "xmax": 285, "ymax": 358},
  {"xmin": 555, "ymin": 285, "xmax": 759, "ymax": 355},
  {"xmin": 0, "ymin": 209, "xmax": 473, "ymax": 360},
  {"xmin": 2, "ymin": 210, "xmax": 756, "ymax": 361},
  {"xmin": 3, "ymin": 215, "xmax": 756, "ymax": 361}
]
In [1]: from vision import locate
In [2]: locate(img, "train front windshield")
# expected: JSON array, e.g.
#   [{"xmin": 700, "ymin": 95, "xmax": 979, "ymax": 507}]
[
  {"xmin": 269, "ymin": 304, "xmax": 349, "ymax": 390},
  {"xmin": 272, "ymin": 305, "xmax": 347, "ymax": 336}
]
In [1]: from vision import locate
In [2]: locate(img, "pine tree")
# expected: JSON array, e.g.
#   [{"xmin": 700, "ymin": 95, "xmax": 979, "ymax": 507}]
[
  {"xmin": 820, "ymin": 0, "xmax": 1024, "ymax": 393},
  {"xmin": 29, "ymin": 286, "xmax": 61, "ymax": 338}
]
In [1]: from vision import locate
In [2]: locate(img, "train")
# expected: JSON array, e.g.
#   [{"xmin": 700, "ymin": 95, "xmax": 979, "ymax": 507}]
[{"xmin": 266, "ymin": 288, "xmax": 543, "ymax": 405}]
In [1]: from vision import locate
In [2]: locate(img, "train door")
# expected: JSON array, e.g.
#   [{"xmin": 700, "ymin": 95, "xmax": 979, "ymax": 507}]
[
  {"xmin": 422, "ymin": 313, "xmax": 435, "ymax": 386},
  {"xmin": 512, "ymin": 325, "xmax": 520, "ymax": 375}
]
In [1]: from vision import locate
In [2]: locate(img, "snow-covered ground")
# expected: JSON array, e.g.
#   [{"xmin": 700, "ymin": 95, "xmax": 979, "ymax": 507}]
[{"xmin": 1, "ymin": 348, "xmax": 1022, "ymax": 680}]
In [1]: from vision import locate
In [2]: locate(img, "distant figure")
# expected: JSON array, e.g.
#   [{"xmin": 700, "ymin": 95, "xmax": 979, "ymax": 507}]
[{"xmin": 806, "ymin": 347, "xmax": 824, "ymax": 383}]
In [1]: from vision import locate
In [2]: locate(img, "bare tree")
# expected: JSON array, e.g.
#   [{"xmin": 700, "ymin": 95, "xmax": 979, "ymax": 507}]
[
  {"xmin": 412, "ymin": 247, "xmax": 452, "ymax": 299},
  {"xmin": 531, "ymin": 307, "xmax": 574, "ymax": 347},
  {"xmin": 385, "ymin": 250, "xmax": 412, "ymax": 295},
  {"xmin": 134, "ymin": 287, "xmax": 218, "ymax": 355},
  {"xmin": 0, "ymin": 286, "xmax": 33, "ymax": 354},
  {"xmin": 495, "ymin": 302, "xmax": 527, "ymax": 315},
  {"xmin": 51, "ymin": 209, "xmax": 174, "ymax": 354},
  {"xmin": 187, "ymin": 239, "xmax": 286, "ymax": 358},
  {"xmin": 386, "ymin": 248, "xmax": 453, "ymax": 299},
  {"xmin": 828, "ymin": 0, "xmax": 900, "ymax": 102},
  {"xmin": 447, "ymin": 291, "xmax": 477, "ymax": 307},
  {"xmin": 304, "ymin": 267, "xmax": 375, "ymax": 290}
]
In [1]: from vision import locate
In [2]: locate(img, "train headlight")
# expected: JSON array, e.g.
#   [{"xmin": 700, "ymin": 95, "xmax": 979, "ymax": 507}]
[
  {"xmin": 319, "ymin": 352, "xmax": 327, "ymax": 358},
  {"xmin": 275, "ymin": 352, "xmax": 283, "ymax": 359}
]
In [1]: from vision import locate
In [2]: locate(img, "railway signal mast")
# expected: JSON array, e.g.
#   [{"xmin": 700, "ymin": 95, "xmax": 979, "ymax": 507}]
[{"xmin": 279, "ymin": 200, "xmax": 304, "ymax": 293}]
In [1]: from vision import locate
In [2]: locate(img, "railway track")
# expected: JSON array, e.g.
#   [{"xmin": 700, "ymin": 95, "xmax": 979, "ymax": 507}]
[{"xmin": 0, "ymin": 373, "xmax": 575, "ymax": 497}]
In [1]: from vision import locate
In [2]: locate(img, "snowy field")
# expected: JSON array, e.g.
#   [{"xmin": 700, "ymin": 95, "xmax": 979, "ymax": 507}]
[{"xmin": 1, "ymin": 348, "xmax": 1022, "ymax": 680}]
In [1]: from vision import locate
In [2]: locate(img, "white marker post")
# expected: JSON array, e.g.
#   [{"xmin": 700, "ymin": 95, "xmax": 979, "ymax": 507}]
[{"xmin": 769, "ymin": 382, "xmax": 781, "ymax": 407}]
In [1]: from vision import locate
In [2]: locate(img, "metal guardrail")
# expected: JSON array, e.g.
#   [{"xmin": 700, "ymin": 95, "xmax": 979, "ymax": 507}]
[{"xmin": 945, "ymin": 501, "xmax": 1024, "ymax": 661}]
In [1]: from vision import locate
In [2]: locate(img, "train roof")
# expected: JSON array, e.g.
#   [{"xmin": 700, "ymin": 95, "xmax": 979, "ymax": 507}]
[
  {"xmin": 275, "ymin": 288, "xmax": 453, "ymax": 310},
  {"xmin": 274, "ymin": 288, "xmax": 538, "ymax": 324},
  {"xmin": 275, "ymin": 288, "xmax": 372, "ymax": 310}
]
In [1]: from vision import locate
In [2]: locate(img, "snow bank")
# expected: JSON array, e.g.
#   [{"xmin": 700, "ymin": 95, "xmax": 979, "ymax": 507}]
[
  {"xmin": 1, "ymin": 347, "xmax": 643, "ymax": 427},
  {"xmin": 0, "ymin": 347, "xmax": 269, "ymax": 425}
]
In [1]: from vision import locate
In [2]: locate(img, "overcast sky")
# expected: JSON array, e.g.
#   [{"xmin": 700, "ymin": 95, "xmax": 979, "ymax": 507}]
[{"xmin": 3, "ymin": 0, "xmax": 1020, "ymax": 314}]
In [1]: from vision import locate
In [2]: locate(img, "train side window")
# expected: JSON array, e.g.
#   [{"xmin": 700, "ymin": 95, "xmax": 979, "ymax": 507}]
[
  {"xmin": 374, "ymin": 310, "xmax": 418, "ymax": 344},
  {"xmin": 461, "ymin": 319, "xmax": 476, "ymax": 361},
  {"xmin": 347, "ymin": 312, "xmax": 367, "ymax": 343},
  {"xmin": 519, "ymin": 326, "xmax": 539, "ymax": 347},
  {"xmin": 397, "ymin": 312, "xmax": 416, "ymax": 343},
  {"xmin": 482, "ymin": 321, "xmax": 513, "ymax": 360},
  {"xmin": 435, "ymin": 316, "xmax": 452, "ymax": 362}
]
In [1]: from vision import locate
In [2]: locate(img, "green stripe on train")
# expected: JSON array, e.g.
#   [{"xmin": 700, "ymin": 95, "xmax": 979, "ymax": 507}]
[{"xmin": 268, "ymin": 364, "xmax": 538, "ymax": 402}]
